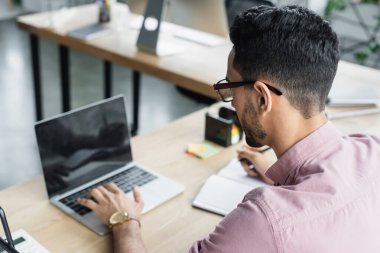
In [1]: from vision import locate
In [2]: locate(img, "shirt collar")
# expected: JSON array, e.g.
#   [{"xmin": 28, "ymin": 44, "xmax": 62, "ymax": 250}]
[{"xmin": 265, "ymin": 121, "xmax": 342, "ymax": 185}]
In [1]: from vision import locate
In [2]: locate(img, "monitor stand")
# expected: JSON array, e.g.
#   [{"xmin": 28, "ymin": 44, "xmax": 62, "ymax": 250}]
[{"xmin": 136, "ymin": 0, "xmax": 183, "ymax": 57}]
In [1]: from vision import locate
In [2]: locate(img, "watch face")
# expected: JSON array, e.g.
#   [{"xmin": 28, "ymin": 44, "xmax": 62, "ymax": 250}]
[{"xmin": 110, "ymin": 211, "xmax": 128, "ymax": 225}]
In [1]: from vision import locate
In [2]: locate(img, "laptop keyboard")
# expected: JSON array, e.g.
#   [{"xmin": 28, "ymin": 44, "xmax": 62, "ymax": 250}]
[{"xmin": 59, "ymin": 166, "xmax": 158, "ymax": 216}]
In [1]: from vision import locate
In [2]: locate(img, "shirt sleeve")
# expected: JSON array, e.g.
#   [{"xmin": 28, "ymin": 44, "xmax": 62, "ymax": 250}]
[{"xmin": 188, "ymin": 199, "xmax": 277, "ymax": 253}]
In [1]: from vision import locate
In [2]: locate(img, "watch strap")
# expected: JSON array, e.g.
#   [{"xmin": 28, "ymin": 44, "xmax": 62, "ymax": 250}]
[{"xmin": 127, "ymin": 217, "xmax": 141, "ymax": 228}]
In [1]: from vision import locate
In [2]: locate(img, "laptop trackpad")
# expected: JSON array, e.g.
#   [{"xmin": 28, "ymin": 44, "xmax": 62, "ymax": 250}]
[
  {"xmin": 130, "ymin": 178, "xmax": 183, "ymax": 213},
  {"xmin": 82, "ymin": 212, "xmax": 109, "ymax": 235},
  {"xmin": 126, "ymin": 185, "xmax": 161, "ymax": 213}
]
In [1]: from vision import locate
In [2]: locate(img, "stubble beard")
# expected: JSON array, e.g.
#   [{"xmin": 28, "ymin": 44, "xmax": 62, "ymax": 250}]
[{"xmin": 240, "ymin": 99, "xmax": 267, "ymax": 148}]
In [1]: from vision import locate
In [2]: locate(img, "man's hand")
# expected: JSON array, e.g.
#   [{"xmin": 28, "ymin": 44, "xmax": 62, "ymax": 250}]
[
  {"xmin": 78, "ymin": 183, "xmax": 147, "ymax": 253},
  {"xmin": 237, "ymin": 145, "xmax": 275, "ymax": 185},
  {"xmin": 78, "ymin": 183, "xmax": 144, "ymax": 226}
]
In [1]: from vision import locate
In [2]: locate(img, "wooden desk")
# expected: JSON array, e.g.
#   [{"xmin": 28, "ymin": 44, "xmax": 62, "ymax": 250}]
[
  {"xmin": 17, "ymin": 3, "xmax": 227, "ymax": 98},
  {"xmin": 1, "ymin": 76, "xmax": 380, "ymax": 252},
  {"xmin": 0, "ymin": 106, "xmax": 233, "ymax": 253},
  {"xmin": 17, "ymin": 3, "xmax": 228, "ymax": 134}
]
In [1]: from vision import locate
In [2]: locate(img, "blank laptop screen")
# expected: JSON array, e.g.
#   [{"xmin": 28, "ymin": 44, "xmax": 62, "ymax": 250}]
[{"xmin": 35, "ymin": 96, "xmax": 132, "ymax": 197}]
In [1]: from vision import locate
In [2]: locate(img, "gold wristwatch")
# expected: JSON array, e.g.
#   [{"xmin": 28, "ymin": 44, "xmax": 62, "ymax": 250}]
[{"xmin": 109, "ymin": 211, "xmax": 141, "ymax": 228}]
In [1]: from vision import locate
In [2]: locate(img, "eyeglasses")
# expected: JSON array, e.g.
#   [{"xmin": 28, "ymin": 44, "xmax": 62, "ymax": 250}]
[{"xmin": 213, "ymin": 78, "xmax": 283, "ymax": 102}]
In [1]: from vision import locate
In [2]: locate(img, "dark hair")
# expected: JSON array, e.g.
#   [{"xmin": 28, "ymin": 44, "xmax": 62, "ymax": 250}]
[{"xmin": 229, "ymin": 5, "xmax": 340, "ymax": 118}]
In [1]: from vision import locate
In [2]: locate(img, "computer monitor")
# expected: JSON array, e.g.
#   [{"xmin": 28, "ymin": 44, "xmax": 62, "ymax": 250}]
[
  {"xmin": 168, "ymin": 0, "xmax": 229, "ymax": 37},
  {"xmin": 128, "ymin": 0, "xmax": 229, "ymax": 37},
  {"xmin": 127, "ymin": 0, "xmax": 146, "ymax": 16}
]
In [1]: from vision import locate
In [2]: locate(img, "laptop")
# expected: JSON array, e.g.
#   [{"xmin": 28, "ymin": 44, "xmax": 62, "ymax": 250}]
[{"xmin": 34, "ymin": 95, "xmax": 185, "ymax": 235}]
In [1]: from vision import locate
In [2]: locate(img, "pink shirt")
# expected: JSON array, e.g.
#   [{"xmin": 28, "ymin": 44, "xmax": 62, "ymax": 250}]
[{"xmin": 189, "ymin": 122, "xmax": 380, "ymax": 252}]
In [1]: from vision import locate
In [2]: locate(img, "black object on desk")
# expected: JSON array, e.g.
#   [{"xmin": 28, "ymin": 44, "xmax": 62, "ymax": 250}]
[
  {"xmin": 0, "ymin": 207, "xmax": 19, "ymax": 253},
  {"xmin": 205, "ymin": 106, "xmax": 243, "ymax": 147}
]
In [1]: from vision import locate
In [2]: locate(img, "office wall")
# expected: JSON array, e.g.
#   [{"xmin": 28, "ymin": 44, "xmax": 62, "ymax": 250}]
[{"xmin": 22, "ymin": 0, "xmax": 95, "ymax": 12}]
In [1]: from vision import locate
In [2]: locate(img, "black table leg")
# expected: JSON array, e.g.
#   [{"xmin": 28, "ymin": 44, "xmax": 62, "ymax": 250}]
[
  {"xmin": 30, "ymin": 34, "xmax": 42, "ymax": 121},
  {"xmin": 59, "ymin": 45, "xmax": 70, "ymax": 112},
  {"xmin": 131, "ymin": 71, "xmax": 141, "ymax": 136},
  {"xmin": 104, "ymin": 60, "xmax": 112, "ymax": 98}
]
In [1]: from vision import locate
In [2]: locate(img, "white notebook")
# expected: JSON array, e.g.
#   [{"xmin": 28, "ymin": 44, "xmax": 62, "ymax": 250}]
[
  {"xmin": 326, "ymin": 86, "xmax": 380, "ymax": 119},
  {"xmin": 193, "ymin": 158, "xmax": 267, "ymax": 216},
  {"xmin": 328, "ymin": 86, "xmax": 380, "ymax": 101}
]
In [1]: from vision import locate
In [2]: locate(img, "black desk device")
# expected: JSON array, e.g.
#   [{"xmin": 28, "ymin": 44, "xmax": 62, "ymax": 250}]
[{"xmin": 0, "ymin": 207, "xmax": 19, "ymax": 253}]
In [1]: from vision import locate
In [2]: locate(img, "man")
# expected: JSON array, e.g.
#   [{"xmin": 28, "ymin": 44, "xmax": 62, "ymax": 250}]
[{"xmin": 78, "ymin": 5, "xmax": 380, "ymax": 252}]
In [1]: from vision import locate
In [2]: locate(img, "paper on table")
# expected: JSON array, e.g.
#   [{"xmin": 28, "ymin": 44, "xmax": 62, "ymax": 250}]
[
  {"xmin": 192, "ymin": 175, "xmax": 253, "ymax": 216},
  {"xmin": 68, "ymin": 24, "xmax": 113, "ymax": 40},
  {"xmin": 327, "ymin": 107, "xmax": 380, "ymax": 119},
  {"xmin": 193, "ymin": 158, "xmax": 267, "ymax": 216},
  {"xmin": 326, "ymin": 86, "xmax": 380, "ymax": 119},
  {"xmin": 218, "ymin": 158, "xmax": 267, "ymax": 188}
]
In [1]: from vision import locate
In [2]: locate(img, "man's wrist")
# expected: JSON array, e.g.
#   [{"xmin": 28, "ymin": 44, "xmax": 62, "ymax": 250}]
[
  {"xmin": 111, "ymin": 219, "xmax": 146, "ymax": 253},
  {"xmin": 111, "ymin": 218, "xmax": 140, "ymax": 230},
  {"xmin": 112, "ymin": 220, "xmax": 141, "ymax": 238}
]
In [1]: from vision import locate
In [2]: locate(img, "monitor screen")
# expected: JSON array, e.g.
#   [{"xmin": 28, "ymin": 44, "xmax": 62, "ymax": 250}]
[{"xmin": 35, "ymin": 96, "xmax": 132, "ymax": 197}]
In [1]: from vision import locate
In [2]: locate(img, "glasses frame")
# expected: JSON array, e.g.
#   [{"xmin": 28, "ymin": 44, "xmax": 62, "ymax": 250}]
[{"xmin": 213, "ymin": 78, "xmax": 283, "ymax": 102}]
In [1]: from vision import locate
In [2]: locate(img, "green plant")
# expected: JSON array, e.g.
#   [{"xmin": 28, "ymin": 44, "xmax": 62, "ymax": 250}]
[
  {"xmin": 12, "ymin": 0, "xmax": 22, "ymax": 5},
  {"xmin": 324, "ymin": 0, "xmax": 347, "ymax": 17},
  {"xmin": 325, "ymin": 0, "xmax": 380, "ymax": 17},
  {"xmin": 354, "ymin": 42, "xmax": 380, "ymax": 64},
  {"xmin": 325, "ymin": 0, "xmax": 380, "ymax": 65}
]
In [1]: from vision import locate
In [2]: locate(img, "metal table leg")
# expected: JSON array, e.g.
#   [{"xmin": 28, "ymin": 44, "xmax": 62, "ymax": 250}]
[
  {"xmin": 131, "ymin": 71, "xmax": 141, "ymax": 136},
  {"xmin": 59, "ymin": 45, "xmax": 70, "ymax": 112},
  {"xmin": 104, "ymin": 60, "xmax": 112, "ymax": 98},
  {"xmin": 30, "ymin": 34, "xmax": 43, "ymax": 121}
]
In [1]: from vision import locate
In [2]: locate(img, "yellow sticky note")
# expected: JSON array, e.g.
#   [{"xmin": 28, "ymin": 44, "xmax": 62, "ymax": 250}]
[{"xmin": 187, "ymin": 142, "xmax": 220, "ymax": 159}]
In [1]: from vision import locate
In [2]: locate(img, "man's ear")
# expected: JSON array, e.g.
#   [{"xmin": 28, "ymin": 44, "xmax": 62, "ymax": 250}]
[{"xmin": 254, "ymin": 81, "xmax": 272, "ymax": 115}]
